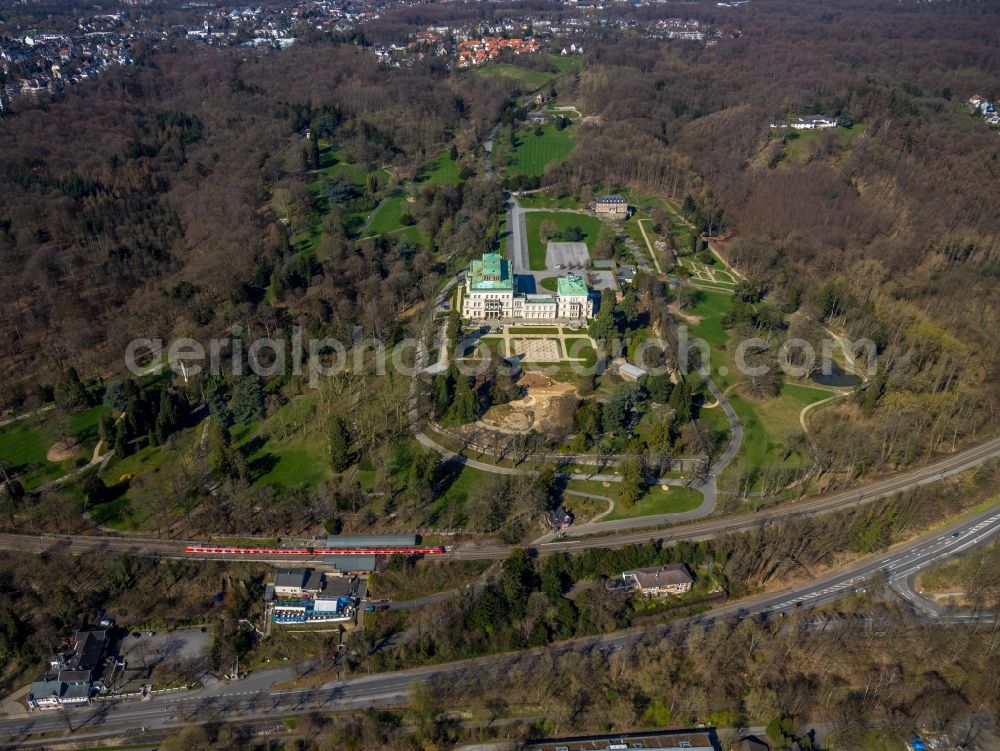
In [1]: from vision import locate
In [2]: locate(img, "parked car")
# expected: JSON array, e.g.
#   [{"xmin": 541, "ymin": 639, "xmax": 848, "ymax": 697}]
[
  {"xmin": 364, "ymin": 605, "xmax": 376, "ymax": 612},
  {"xmin": 376, "ymin": 604, "xmax": 390, "ymax": 612}
]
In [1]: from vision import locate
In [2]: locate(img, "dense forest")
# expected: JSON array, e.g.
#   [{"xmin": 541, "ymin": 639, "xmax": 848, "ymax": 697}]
[{"xmin": 0, "ymin": 38, "xmax": 509, "ymax": 406}]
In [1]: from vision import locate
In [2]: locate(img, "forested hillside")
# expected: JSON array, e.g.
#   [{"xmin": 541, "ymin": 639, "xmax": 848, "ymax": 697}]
[
  {"xmin": 543, "ymin": 0, "xmax": 1000, "ymax": 469},
  {"xmin": 0, "ymin": 39, "xmax": 507, "ymax": 406}
]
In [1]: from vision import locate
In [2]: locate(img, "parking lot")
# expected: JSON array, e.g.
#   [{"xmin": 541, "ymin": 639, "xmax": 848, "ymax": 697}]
[
  {"xmin": 118, "ymin": 627, "xmax": 212, "ymax": 667},
  {"xmin": 545, "ymin": 241, "xmax": 589, "ymax": 270}
]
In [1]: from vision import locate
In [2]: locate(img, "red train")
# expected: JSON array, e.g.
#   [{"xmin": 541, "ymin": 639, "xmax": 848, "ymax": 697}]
[{"xmin": 184, "ymin": 545, "xmax": 446, "ymax": 556}]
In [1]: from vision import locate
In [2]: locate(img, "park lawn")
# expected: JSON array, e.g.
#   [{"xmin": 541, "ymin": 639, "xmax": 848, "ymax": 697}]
[
  {"xmin": 506, "ymin": 123, "xmax": 576, "ymax": 178},
  {"xmin": 392, "ymin": 225, "xmax": 428, "ymax": 249},
  {"xmin": 364, "ymin": 194, "xmax": 412, "ymax": 237},
  {"xmin": 0, "ymin": 404, "xmax": 110, "ymax": 490},
  {"xmin": 421, "ymin": 149, "xmax": 461, "ymax": 186},
  {"xmin": 564, "ymin": 337, "xmax": 596, "ymax": 362},
  {"xmin": 697, "ymin": 399, "xmax": 733, "ymax": 440},
  {"xmin": 95, "ymin": 422, "xmax": 203, "ymax": 530},
  {"xmin": 524, "ymin": 211, "xmax": 605, "ymax": 270},
  {"xmin": 317, "ymin": 143, "xmax": 390, "ymax": 187},
  {"xmin": 539, "ymin": 276, "xmax": 559, "ymax": 292},
  {"xmin": 547, "ymin": 54, "xmax": 585, "ymax": 74},
  {"xmin": 468, "ymin": 340, "xmax": 506, "ymax": 360},
  {"xmin": 507, "ymin": 326, "xmax": 560, "ymax": 334},
  {"xmin": 564, "ymin": 478, "xmax": 616, "ymax": 496},
  {"xmin": 605, "ymin": 484, "xmax": 704, "ymax": 521},
  {"xmin": 781, "ymin": 125, "xmax": 861, "ymax": 167},
  {"xmin": 754, "ymin": 383, "xmax": 832, "ymax": 439},
  {"xmin": 477, "ymin": 338, "xmax": 507, "ymax": 357},
  {"xmin": 424, "ymin": 464, "xmax": 492, "ymax": 527},
  {"xmin": 472, "ymin": 63, "xmax": 553, "ymax": 90},
  {"xmin": 246, "ymin": 433, "xmax": 332, "ymax": 489},
  {"xmin": 517, "ymin": 192, "xmax": 580, "ymax": 209},
  {"xmin": 684, "ymin": 288, "xmax": 734, "ymax": 376}
]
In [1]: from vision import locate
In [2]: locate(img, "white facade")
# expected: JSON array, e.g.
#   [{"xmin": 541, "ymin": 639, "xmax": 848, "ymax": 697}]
[{"xmin": 462, "ymin": 253, "xmax": 593, "ymax": 322}]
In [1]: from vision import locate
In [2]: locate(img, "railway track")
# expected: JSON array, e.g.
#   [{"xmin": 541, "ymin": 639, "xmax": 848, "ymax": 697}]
[{"xmin": 1, "ymin": 435, "xmax": 997, "ymax": 563}]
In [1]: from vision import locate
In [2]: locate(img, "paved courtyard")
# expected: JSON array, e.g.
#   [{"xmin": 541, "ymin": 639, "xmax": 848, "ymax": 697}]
[
  {"xmin": 512, "ymin": 338, "xmax": 561, "ymax": 361},
  {"xmin": 545, "ymin": 241, "xmax": 589, "ymax": 270},
  {"xmin": 588, "ymin": 270, "xmax": 617, "ymax": 291}
]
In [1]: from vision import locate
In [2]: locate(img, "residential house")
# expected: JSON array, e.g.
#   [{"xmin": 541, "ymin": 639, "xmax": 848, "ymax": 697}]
[
  {"xmin": 28, "ymin": 629, "xmax": 109, "ymax": 709},
  {"xmin": 740, "ymin": 737, "xmax": 770, "ymax": 751},
  {"xmin": 273, "ymin": 568, "xmax": 324, "ymax": 599},
  {"xmin": 771, "ymin": 114, "xmax": 838, "ymax": 130},
  {"xmin": 547, "ymin": 506, "xmax": 574, "ymax": 530},
  {"xmin": 620, "ymin": 563, "xmax": 694, "ymax": 596},
  {"xmin": 593, "ymin": 194, "xmax": 629, "ymax": 214}
]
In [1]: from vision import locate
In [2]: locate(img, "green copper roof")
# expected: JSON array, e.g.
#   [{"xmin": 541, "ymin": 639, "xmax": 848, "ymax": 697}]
[
  {"xmin": 557, "ymin": 274, "xmax": 589, "ymax": 296},
  {"xmin": 468, "ymin": 253, "xmax": 513, "ymax": 291}
]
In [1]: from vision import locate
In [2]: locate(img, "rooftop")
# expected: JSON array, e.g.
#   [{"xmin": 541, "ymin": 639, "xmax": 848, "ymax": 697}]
[
  {"xmin": 522, "ymin": 728, "xmax": 718, "ymax": 751},
  {"xmin": 624, "ymin": 563, "xmax": 694, "ymax": 589},
  {"xmin": 595, "ymin": 194, "xmax": 627, "ymax": 203},
  {"xmin": 326, "ymin": 534, "xmax": 417, "ymax": 547},
  {"xmin": 469, "ymin": 252, "xmax": 514, "ymax": 290},
  {"xmin": 558, "ymin": 274, "xmax": 589, "ymax": 296},
  {"xmin": 619, "ymin": 362, "xmax": 648, "ymax": 379},
  {"xmin": 274, "ymin": 569, "xmax": 309, "ymax": 589}
]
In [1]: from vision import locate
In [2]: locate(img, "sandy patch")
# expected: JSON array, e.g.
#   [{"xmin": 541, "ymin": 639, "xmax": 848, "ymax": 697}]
[
  {"xmin": 669, "ymin": 302, "xmax": 701, "ymax": 325},
  {"xmin": 478, "ymin": 375, "xmax": 578, "ymax": 434},
  {"xmin": 47, "ymin": 440, "xmax": 80, "ymax": 462}
]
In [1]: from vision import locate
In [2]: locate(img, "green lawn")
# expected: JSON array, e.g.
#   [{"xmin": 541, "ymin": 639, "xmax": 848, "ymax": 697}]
[
  {"xmin": 476, "ymin": 338, "xmax": 507, "ymax": 357},
  {"xmin": 245, "ymin": 434, "xmax": 332, "ymax": 489},
  {"xmin": 517, "ymin": 192, "xmax": 580, "ymax": 209},
  {"xmin": 538, "ymin": 276, "xmax": 559, "ymax": 291},
  {"xmin": 0, "ymin": 404, "xmax": 110, "ymax": 490},
  {"xmin": 605, "ymin": 484, "xmax": 704, "ymax": 521},
  {"xmin": 472, "ymin": 63, "xmax": 554, "ymax": 90},
  {"xmin": 564, "ymin": 337, "xmax": 596, "ymax": 362},
  {"xmin": 507, "ymin": 326, "xmax": 560, "ymax": 334},
  {"xmin": 425, "ymin": 464, "xmax": 492, "ymax": 527},
  {"xmin": 317, "ymin": 143, "xmax": 389, "ymax": 187},
  {"xmin": 506, "ymin": 124, "xmax": 576, "ymax": 178},
  {"xmin": 421, "ymin": 149, "xmax": 461, "ymax": 186},
  {"xmin": 564, "ymin": 478, "xmax": 616, "ymax": 496},
  {"xmin": 524, "ymin": 211, "xmax": 605, "ymax": 270},
  {"xmin": 780, "ymin": 125, "xmax": 862, "ymax": 167},
  {"xmin": 755, "ymin": 383, "xmax": 832, "ymax": 438},
  {"xmin": 364, "ymin": 194, "xmax": 411, "ymax": 236}
]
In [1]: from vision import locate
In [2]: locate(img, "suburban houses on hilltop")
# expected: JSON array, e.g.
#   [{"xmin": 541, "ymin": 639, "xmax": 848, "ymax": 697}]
[{"xmin": 456, "ymin": 36, "xmax": 540, "ymax": 67}]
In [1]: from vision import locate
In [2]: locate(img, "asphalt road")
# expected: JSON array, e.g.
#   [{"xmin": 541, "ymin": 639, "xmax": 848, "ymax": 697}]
[
  {"xmin": 4, "ymin": 502, "xmax": 999, "ymax": 747},
  {"xmin": 506, "ymin": 195, "xmax": 530, "ymax": 275}
]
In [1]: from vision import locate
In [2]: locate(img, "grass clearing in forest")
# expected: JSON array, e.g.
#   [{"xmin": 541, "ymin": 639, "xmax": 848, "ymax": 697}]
[
  {"xmin": 605, "ymin": 484, "xmax": 704, "ymax": 521},
  {"xmin": 506, "ymin": 123, "xmax": 576, "ymax": 178},
  {"xmin": 421, "ymin": 149, "xmax": 461, "ymax": 186}
]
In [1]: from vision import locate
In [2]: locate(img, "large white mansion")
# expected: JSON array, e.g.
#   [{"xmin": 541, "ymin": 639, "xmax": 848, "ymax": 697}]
[{"xmin": 461, "ymin": 252, "xmax": 594, "ymax": 321}]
